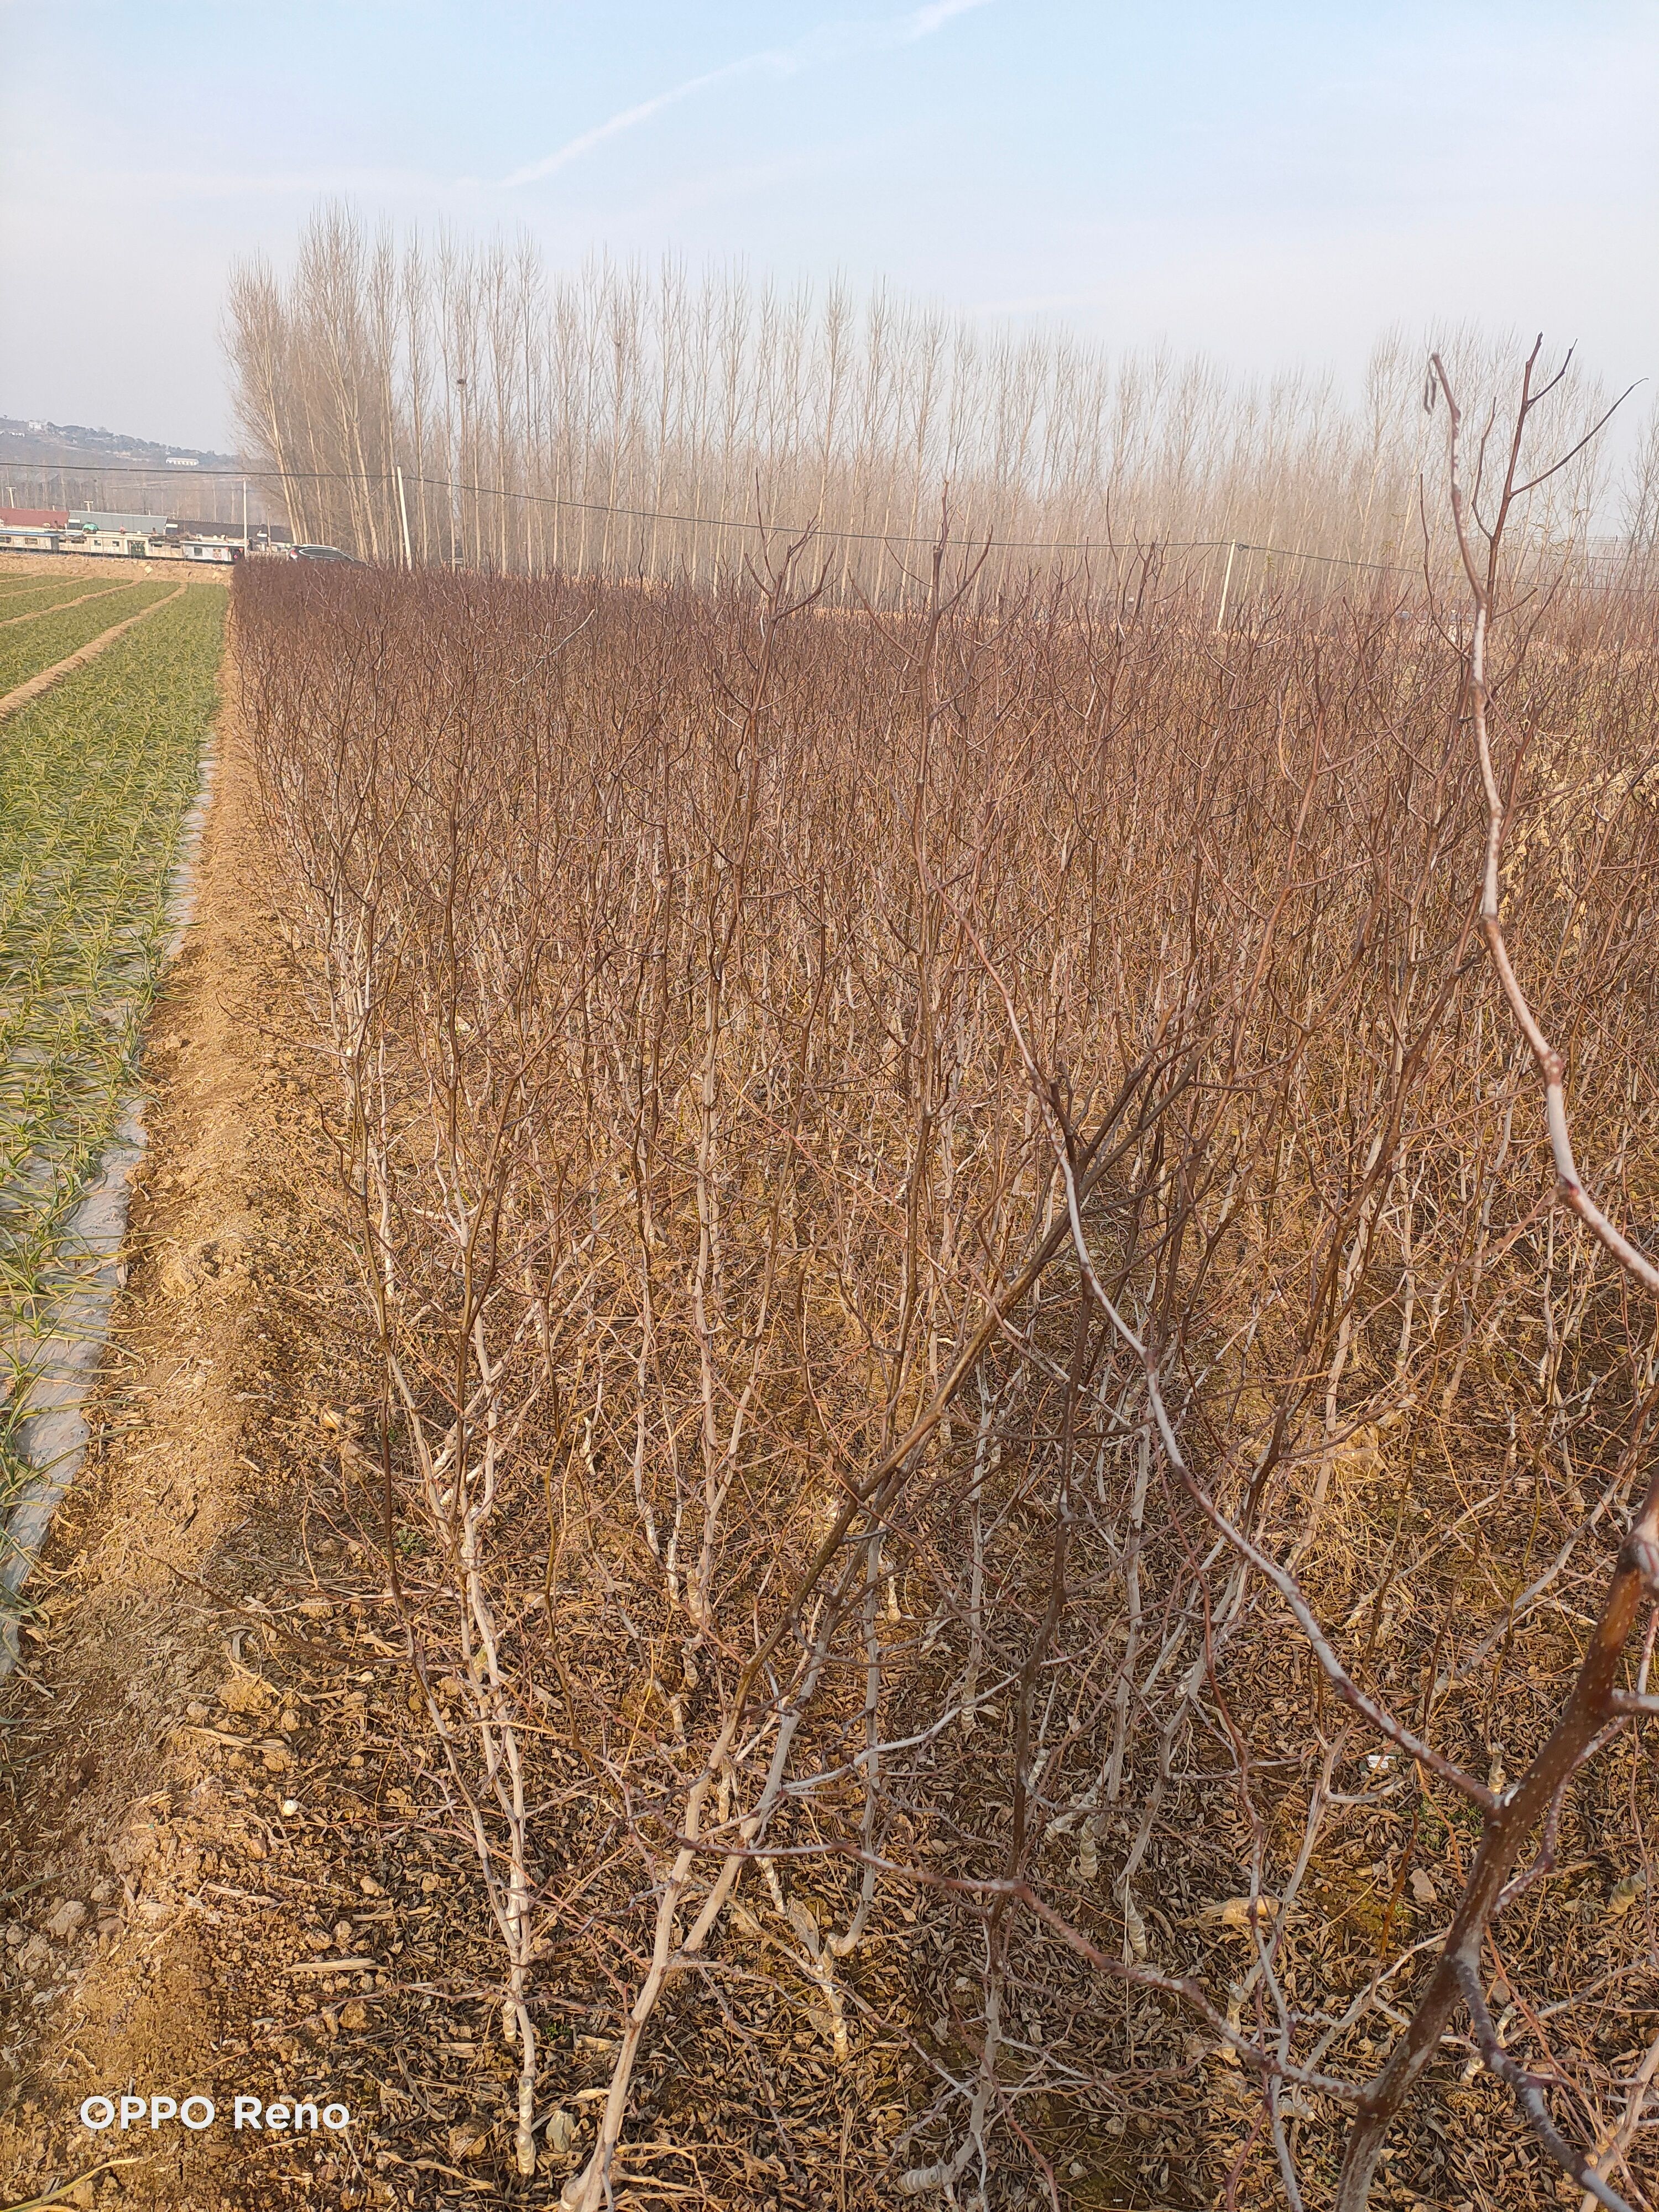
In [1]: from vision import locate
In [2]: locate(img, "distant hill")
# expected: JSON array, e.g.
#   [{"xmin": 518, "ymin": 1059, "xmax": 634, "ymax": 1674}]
[
  {"xmin": 0, "ymin": 414, "xmax": 238, "ymax": 469},
  {"xmin": 0, "ymin": 415, "xmax": 279, "ymax": 524}
]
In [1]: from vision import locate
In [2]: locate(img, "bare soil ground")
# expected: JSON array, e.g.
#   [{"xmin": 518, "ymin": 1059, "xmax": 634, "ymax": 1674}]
[
  {"xmin": 0, "ymin": 709, "xmax": 474, "ymax": 2211},
  {"xmin": 0, "ymin": 556, "xmax": 171, "ymax": 587}
]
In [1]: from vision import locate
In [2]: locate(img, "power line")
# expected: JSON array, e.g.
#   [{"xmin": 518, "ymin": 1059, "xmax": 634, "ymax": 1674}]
[
  {"xmin": 7, "ymin": 457, "xmax": 1420, "ymax": 573},
  {"xmin": 9, "ymin": 457, "xmax": 1646, "ymax": 586}
]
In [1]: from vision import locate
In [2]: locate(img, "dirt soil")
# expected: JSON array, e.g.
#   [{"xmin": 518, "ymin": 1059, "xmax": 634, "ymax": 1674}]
[
  {"xmin": 0, "ymin": 555, "xmax": 180, "ymax": 586},
  {"xmin": 0, "ymin": 702, "xmax": 517, "ymax": 2211}
]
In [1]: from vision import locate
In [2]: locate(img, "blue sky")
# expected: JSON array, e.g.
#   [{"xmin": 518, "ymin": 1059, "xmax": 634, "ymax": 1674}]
[{"xmin": 2, "ymin": 0, "xmax": 1655, "ymax": 448}]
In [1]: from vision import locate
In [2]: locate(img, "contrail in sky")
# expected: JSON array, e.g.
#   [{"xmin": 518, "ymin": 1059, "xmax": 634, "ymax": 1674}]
[{"xmin": 498, "ymin": 0, "xmax": 997, "ymax": 189}]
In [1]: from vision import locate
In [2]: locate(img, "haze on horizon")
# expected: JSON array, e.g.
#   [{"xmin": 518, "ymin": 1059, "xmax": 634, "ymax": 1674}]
[{"xmin": 1, "ymin": 0, "xmax": 1655, "ymax": 461}]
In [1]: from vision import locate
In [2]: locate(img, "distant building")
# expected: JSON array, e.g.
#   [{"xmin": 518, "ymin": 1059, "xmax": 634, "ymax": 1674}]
[
  {"xmin": 69, "ymin": 510, "xmax": 168, "ymax": 537},
  {"xmin": 165, "ymin": 456, "xmax": 200, "ymax": 468},
  {"xmin": 0, "ymin": 501, "xmax": 289, "ymax": 562},
  {"xmin": 170, "ymin": 517, "xmax": 291, "ymax": 546},
  {"xmin": 79, "ymin": 533, "xmax": 154, "ymax": 556}
]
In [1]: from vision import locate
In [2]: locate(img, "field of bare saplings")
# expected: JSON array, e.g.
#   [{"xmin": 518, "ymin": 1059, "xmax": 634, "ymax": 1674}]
[{"xmin": 226, "ymin": 367, "xmax": 1659, "ymax": 2212}]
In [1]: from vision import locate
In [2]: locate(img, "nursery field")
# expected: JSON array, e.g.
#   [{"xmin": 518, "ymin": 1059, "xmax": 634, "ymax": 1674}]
[
  {"xmin": 1, "ymin": 467, "xmax": 1658, "ymax": 2212},
  {"xmin": 0, "ymin": 582, "xmax": 222, "ymax": 1469},
  {"xmin": 232, "ymin": 534, "xmax": 1659, "ymax": 2210}
]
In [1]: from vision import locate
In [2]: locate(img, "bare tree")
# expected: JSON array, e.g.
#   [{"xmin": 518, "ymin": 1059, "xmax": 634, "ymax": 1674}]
[
  {"xmin": 224, "ymin": 202, "xmax": 1632, "ymax": 600},
  {"xmin": 239, "ymin": 413, "xmax": 1659, "ymax": 2208}
]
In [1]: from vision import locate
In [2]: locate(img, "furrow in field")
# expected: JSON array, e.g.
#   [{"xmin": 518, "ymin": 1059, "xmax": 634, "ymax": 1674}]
[
  {"xmin": 0, "ymin": 580, "xmax": 135, "ymax": 629},
  {"xmin": 0, "ymin": 579, "xmax": 113, "ymax": 613},
  {"xmin": 0, "ymin": 579, "xmax": 179, "ymax": 700}
]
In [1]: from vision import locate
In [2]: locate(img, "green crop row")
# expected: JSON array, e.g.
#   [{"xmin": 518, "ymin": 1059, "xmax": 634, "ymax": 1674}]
[
  {"xmin": 0, "ymin": 582, "xmax": 225, "ymax": 1463},
  {"xmin": 0, "ymin": 569, "xmax": 85, "ymax": 596},
  {"xmin": 0, "ymin": 578, "xmax": 179, "ymax": 697},
  {"xmin": 0, "ymin": 576, "xmax": 139, "ymax": 623},
  {"xmin": 0, "ymin": 576, "xmax": 112, "ymax": 613}
]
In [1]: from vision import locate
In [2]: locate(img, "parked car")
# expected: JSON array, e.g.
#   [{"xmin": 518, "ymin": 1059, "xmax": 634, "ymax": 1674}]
[{"xmin": 290, "ymin": 543, "xmax": 359, "ymax": 562}]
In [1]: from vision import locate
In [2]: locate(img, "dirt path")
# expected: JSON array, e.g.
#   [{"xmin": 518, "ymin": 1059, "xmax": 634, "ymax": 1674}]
[
  {"xmin": 0, "ymin": 587, "xmax": 191, "ymax": 723},
  {"xmin": 0, "ymin": 700, "xmax": 432, "ymax": 2211}
]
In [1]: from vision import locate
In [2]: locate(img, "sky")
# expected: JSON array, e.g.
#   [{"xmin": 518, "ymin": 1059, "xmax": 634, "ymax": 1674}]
[{"xmin": 1, "ymin": 0, "xmax": 1655, "ymax": 452}]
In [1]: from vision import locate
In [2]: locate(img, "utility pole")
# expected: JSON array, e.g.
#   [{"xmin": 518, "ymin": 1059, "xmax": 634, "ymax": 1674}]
[
  {"xmin": 1214, "ymin": 539, "xmax": 1239, "ymax": 635},
  {"xmin": 454, "ymin": 374, "xmax": 467, "ymax": 570},
  {"xmin": 242, "ymin": 477, "xmax": 248, "ymax": 553},
  {"xmin": 395, "ymin": 465, "xmax": 414, "ymax": 568}
]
